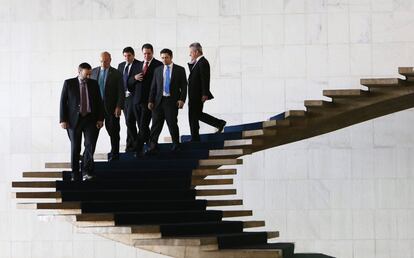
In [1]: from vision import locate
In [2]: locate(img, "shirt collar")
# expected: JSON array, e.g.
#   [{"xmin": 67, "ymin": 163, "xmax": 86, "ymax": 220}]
[{"xmin": 196, "ymin": 55, "xmax": 203, "ymax": 62}]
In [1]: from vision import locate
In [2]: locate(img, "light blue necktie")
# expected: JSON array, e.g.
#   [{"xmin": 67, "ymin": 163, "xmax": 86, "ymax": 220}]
[
  {"xmin": 164, "ymin": 65, "xmax": 171, "ymax": 95},
  {"xmin": 98, "ymin": 69, "xmax": 106, "ymax": 98}
]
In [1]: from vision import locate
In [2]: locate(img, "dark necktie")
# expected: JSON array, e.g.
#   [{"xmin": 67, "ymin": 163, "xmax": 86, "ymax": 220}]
[
  {"xmin": 123, "ymin": 63, "xmax": 131, "ymax": 91},
  {"xmin": 142, "ymin": 61, "xmax": 149, "ymax": 76},
  {"xmin": 80, "ymin": 80, "xmax": 88, "ymax": 116}
]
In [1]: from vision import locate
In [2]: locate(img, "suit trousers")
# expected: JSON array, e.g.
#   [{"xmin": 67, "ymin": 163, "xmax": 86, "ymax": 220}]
[
  {"xmin": 134, "ymin": 102, "xmax": 152, "ymax": 151},
  {"xmin": 67, "ymin": 114, "xmax": 99, "ymax": 177},
  {"xmin": 188, "ymin": 100, "xmax": 223, "ymax": 141},
  {"xmin": 123, "ymin": 96, "xmax": 138, "ymax": 151},
  {"xmin": 149, "ymin": 97, "xmax": 180, "ymax": 145},
  {"xmin": 104, "ymin": 108, "xmax": 120, "ymax": 155}
]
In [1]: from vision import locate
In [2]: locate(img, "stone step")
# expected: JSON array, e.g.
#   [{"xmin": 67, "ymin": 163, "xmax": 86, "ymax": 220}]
[
  {"xmin": 360, "ymin": 78, "xmax": 406, "ymax": 88},
  {"xmin": 323, "ymin": 89, "xmax": 366, "ymax": 98}
]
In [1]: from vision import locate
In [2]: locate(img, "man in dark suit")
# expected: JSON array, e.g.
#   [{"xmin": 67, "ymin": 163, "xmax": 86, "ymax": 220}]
[
  {"xmin": 91, "ymin": 52, "xmax": 124, "ymax": 161},
  {"xmin": 147, "ymin": 48, "xmax": 187, "ymax": 152},
  {"xmin": 59, "ymin": 63, "xmax": 104, "ymax": 181},
  {"xmin": 117, "ymin": 46, "xmax": 140, "ymax": 152},
  {"xmin": 187, "ymin": 42, "xmax": 226, "ymax": 142},
  {"xmin": 129, "ymin": 43, "xmax": 163, "ymax": 155}
]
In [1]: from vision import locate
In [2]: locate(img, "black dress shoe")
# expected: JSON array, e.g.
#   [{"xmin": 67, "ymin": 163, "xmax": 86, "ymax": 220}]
[
  {"xmin": 145, "ymin": 147, "xmax": 158, "ymax": 156},
  {"xmin": 108, "ymin": 153, "xmax": 119, "ymax": 162},
  {"xmin": 216, "ymin": 120, "xmax": 227, "ymax": 133},
  {"xmin": 83, "ymin": 174, "xmax": 95, "ymax": 181}
]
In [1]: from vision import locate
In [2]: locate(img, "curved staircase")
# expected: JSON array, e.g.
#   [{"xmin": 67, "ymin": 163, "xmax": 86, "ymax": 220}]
[{"xmin": 12, "ymin": 67, "xmax": 414, "ymax": 258}]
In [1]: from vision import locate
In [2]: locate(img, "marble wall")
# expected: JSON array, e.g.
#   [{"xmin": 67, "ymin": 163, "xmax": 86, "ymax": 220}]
[{"xmin": 1, "ymin": 0, "xmax": 414, "ymax": 257}]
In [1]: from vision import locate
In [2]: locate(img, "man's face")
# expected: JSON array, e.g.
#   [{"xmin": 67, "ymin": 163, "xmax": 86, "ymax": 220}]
[
  {"xmin": 189, "ymin": 48, "xmax": 198, "ymax": 61},
  {"xmin": 79, "ymin": 68, "xmax": 91, "ymax": 80},
  {"xmin": 100, "ymin": 54, "xmax": 111, "ymax": 69},
  {"xmin": 142, "ymin": 48, "xmax": 153, "ymax": 62},
  {"xmin": 123, "ymin": 52, "xmax": 134, "ymax": 64},
  {"xmin": 161, "ymin": 53, "xmax": 172, "ymax": 65}
]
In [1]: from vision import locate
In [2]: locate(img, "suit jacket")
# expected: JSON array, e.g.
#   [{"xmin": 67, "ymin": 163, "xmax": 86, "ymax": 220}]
[
  {"xmin": 188, "ymin": 56, "xmax": 214, "ymax": 102},
  {"xmin": 131, "ymin": 58, "xmax": 163, "ymax": 105},
  {"xmin": 90, "ymin": 66, "xmax": 124, "ymax": 114},
  {"xmin": 117, "ymin": 59, "xmax": 140, "ymax": 96},
  {"xmin": 149, "ymin": 63, "xmax": 187, "ymax": 108},
  {"xmin": 59, "ymin": 77, "xmax": 104, "ymax": 129}
]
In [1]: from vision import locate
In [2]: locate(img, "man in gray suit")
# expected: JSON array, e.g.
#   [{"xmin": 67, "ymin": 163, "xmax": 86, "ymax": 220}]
[{"xmin": 91, "ymin": 52, "xmax": 124, "ymax": 161}]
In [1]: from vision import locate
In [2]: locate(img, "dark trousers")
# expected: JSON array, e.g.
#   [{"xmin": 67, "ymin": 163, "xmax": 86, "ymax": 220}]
[
  {"xmin": 124, "ymin": 96, "xmax": 138, "ymax": 151},
  {"xmin": 67, "ymin": 115, "xmax": 99, "ymax": 177},
  {"xmin": 134, "ymin": 102, "xmax": 152, "ymax": 151},
  {"xmin": 189, "ymin": 100, "xmax": 223, "ymax": 141},
  {"xmin": 149, "ymin": 97, "xmax": 180, "ymax": 146},
  {"xmin": 104, "ymin": 109, "xmax": 120, "ymax": 156}
]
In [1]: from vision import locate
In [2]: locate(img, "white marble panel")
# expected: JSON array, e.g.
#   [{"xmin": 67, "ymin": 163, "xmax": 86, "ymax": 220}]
[
  {"xmin": 350, "ymin": 44, "xmax": 372, "ymax": 76},
  {"xmin": 328, "ymin": 44, "xmax": 350, "ymax": 76},
  {"xmin": 241, "ymin": 15, "xmax": 262, "ymax": 46},
  {"xmin": 283, "ymin": 45, "xmax": 307, "ymax": 77},
  {"xmin": 327, "ymin": 12, "xmax": 349, "ymax": 43},
  {"xmin": 220, "ymin": 0, "xmax": 241, "ymax": 16},
  {"xmin": 284, "ymin": 14, "xmax": 306, "ymax": 45},
  {"xmin": 350, "ymin": 13, "xmax": 371, "ymax": 43},
  {"xmin": 219, "ymin": 46, "xmax": 241, "ymax": 76},
  {"xmin": 262, "ymin": 15, "xmax": 284, "ymax": 45},
  {"xmin": 11, "ymin": 241, "xmax": 31, "ymax": 258},
  {"xmin": 353, "ymin": 240, "xmax": 376, "ymax": 258},
  {"xmin": 219, "ymin": 16, "xmax": 241, "ymax": 46},
  {"xmin": 284, "ymin": 0, "xmax": 305, "ymax": 13},
  {"xmin": 306, "ymin": 45, "xmax": 328, "ymax": 78}
]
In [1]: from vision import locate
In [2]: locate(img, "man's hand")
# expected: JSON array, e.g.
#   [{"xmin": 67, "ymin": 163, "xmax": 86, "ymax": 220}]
[
  {"xmin": 134, "ymin": 73, "xmax": 144, "ymax": 81},
  {"xmin": 96, "ymin": 121, "xmax": 103, "ymax": 129},
  {"xmin": 60, "ymin": 122, "xmax": 68, "ymax": 129},
  {"xmin": 114, "ymin": 107, "xmax": 122, "ymax": 118},
  {"xmin": 201, "ymin": 95, "xmax": 209, "ymax": 103},
  {"xmin": 148, "ymin": 102, "xmax": 154, "ymax": 111},
  {"xmin": 177, "ymin": 100, "xmax": 185, "ymax": 109}
]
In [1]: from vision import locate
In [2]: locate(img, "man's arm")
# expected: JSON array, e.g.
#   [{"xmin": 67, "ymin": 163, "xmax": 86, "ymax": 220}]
[
  {"xmin": 199, "ymin": 60, "xmax": 211, "ymax": 98},
  {"xmin": 59, "ymin": 80, "xmax": 69, "ymax": 127},
  {"xmin": 178, "ymin": 67, "xmax": 187, "ymax": 103}
]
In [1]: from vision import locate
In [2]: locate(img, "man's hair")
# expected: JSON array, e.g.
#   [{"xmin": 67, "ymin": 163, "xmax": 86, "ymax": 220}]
[
  {"xmin": 189, "ymin": 42, "xmax": 203, "ymax": 55},
  {"xmin": 160, "ymin": 48, "xmax": 173, "ymax": 57},
  {"xmin": 78, "ymin": 62, "xmax": 92, "ymax": 70},
  {"xmin": 142, "ymin": 43, "xmax": 154, "ymax": 52},
  {"xmin": 101, "ymin": 51, "xmax": 111, "ymax": 59},
  {"xmin": 123, "ymin": 46, "xmax": 135, "ymax": 55}
]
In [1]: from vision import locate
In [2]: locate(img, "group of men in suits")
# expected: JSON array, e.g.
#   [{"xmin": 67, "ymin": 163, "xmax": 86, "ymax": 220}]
[{"xmin": 59, "ymin": 43, "xmax": 226, "ymax": 181}]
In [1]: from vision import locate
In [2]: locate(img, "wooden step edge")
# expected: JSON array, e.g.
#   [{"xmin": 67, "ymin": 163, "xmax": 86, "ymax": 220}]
[
  {"xmin": 196, "ymin": 189, "xmax": 237, "ymax": 196},
  {"xmin": 360, "ymin": 78, "xmax": 403, "ymax": 87},
  {"xmin": 199, "ymin": 159, "xmax": 243, "ymax": 167},
  {"xmin": 223, "ymin": 139, "xmax": 264, "ymax": 148},
  {"xmin": 222, "ymin": 210, "xmax": 253, "ymax": 218},
  {"xmin": 304, "ymin": 100, "xmax": 333, "ymax": 108},
  {"xmin": 23, "ymin": 171, "xmax": 63, "ymax": 178},
  {"xmin": 192, "ymin": 169, "xmax": 237, "ymax": 176},
  {"xmin": 207, "ymin": 199, "xmax": 243, "ymax": 207},
  {"xmin": 209, "ymin": 149, "xmax": 252, "ymax": 157},
  {"xmin": 262, "ymin": 119, "xmax": 290, "ymax": 129},
  {"xmin": 76, "ymin": 225, "xmax": 161, "ymax": 234},
  {"xmin": 243, "ymin": 220, "xmax": 266, "ymax": 229},
  {"xmin": 134, "ymin": 237, "xmax": 217, "ymax": 247},
  {"xmin": 242, "ymin": 129, "xmax": 277, "ymax": 138},
  {"xmin": 323, "ymin": 89, "xmax": 366, "ymax": 97},
  {"xmin": 267, "ymin": 231, "xmax": 280, "ymax": 239},
  {"xmin": 45, "ymin": 162, "xmax": 70, "ymax": 169},
  {"xmin": 13, "ymin": 191, "xmax": 62, "ymax": 199},
  {"xmin": 12, "ymin": 181, "xmax": 57, "ymax": 188},
  {"xmin": 17, "ymin": 202, "xmax": 81, "ymax": 210},
  {"xmin": 192, "ymin": 178, "xmax": 234, "ymax": 186},
  {"xmin": 398, "ymin": 67, "xmax": 414, "ymax": 80},
  {"xmin": 76, "ymin": 213, "xmax": 115, "ymax": 222},
  {"xmin": 285, "ymin": 110, "xmax": 306, "ymax": 118}
]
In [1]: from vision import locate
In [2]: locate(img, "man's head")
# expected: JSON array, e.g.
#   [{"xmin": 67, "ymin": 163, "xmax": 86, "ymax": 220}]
[
  {"xmin": 100, "ymin": 51, "xmax": 111, "ymax": 69},
  {"xmin": 78, "ymin": 62, "xmax": 92, "ymax": 80},
  {"xmin": 142, "ymin": 43, "xmax": 154, "ymax": 62},
  {"xmin": 123, "ymin": 46, "xmax": 135, "ymax": 64},
  {"xmin": 160, "ymin": 48, "xmax": 173, "ymax": 65},
  {"xmin": 189, "ymin": 42, "xmax": 203, "ymax": 61}
]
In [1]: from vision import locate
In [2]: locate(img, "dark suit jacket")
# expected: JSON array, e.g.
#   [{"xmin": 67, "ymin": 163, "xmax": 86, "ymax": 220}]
[
  {"xmin": 91, "ymin": 66, "xmax": 124, "ymax": 114},
  {"xmin": 188, "ymin": 56, "xmax": 214, "ymax": 102},
  {"xmin": 117, "ymin": 59, "xmax": 140, "ymax": 95},
  {"xmin": 131, "ymin": 58, "xmax": 163, "ymax": 105},
  {"xmin": 149, "ymin": 63, "xmax": 187, "ymax": 108},
  {"xmin": 59, "ymin": 77, "xmax": 104, "ymax": 129}
]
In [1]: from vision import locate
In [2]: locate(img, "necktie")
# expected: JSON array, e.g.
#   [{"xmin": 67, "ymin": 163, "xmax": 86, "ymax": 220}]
[
  {"xmin": 123, "ymin": 63, "xmax": 130, "ymax": 91},
  {"xmin": 164, "ymin": 65, "xmax": 171, "ymax": 95},
  {"xmin": 80, "ymin": 80, "xmax": 88, "ymax": 116},
  {"xmin": 142, "ymin": 62, "xmax": 149, "ymax": 76},
  {"xmin": 98, "ymin": 69, "xmax": 106, "ymax": 98}
]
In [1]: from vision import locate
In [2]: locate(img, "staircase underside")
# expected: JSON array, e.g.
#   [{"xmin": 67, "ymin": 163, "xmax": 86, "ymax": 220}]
[{"xmin": 12, "ymin": 67, "xmax": 414, "ymax": 258}]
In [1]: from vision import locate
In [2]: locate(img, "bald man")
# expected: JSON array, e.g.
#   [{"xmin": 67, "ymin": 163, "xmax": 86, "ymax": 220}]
[{"xmin": 91, "ymin": 52, "xmax": 125, "ymax": 161}]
